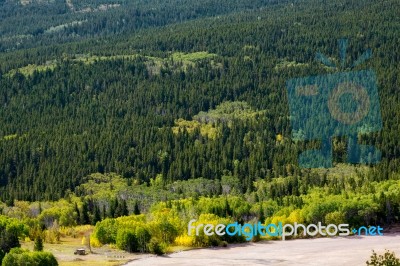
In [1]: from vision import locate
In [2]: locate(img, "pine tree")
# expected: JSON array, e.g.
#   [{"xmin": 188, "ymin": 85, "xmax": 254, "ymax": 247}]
[
  {"xmin": 0, "ymin": 228, "xmax": 20, "ymax": 254},
  {"xmin": 114, "ymin": 199, "xmax": 128, "ymax": 217},
  {"xmin": 93, "ymin": 204, "xmax": 101, "ymax": 225},
  {"xmin": 102, "ymin": 205, "xmax": 107, "ymax": 220},
  {"xmin": 74, "ymin": 203, "xmax": 80, "ymax": 224},
  {"xmin": 81, "ymin": 201, "xmax": 90, "ymax": 225},
  {"xmin": 121, "ymin": 200, "xmax": 129, "ymax": 216},
  {"xmin": 34, "ymin": 236, "xmax": 44, "ymax": 251},
  {"xmin": 108, "ymin": 198, "xmax": 117, "ymax": 218},
  {"xmin": 133, "ymin": 201, "xmax": 141, "ymax": 215}
]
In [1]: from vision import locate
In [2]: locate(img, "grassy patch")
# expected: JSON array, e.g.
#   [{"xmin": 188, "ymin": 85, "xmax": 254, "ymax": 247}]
[{"xmin": 21, "ymin": 236, "xmax": 136, "ymax": 266}]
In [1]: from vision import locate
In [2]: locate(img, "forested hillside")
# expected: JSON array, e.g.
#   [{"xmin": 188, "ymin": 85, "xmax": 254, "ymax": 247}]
[
  {"xmin": 0, "ymin": 0, "xmax": 399, "ymax": 201},
  {"xmin": 0, "ymin": 0, "xmax": 399, "ymax": 262},
  {"xmin": 0, "ymin": 0, "xmax": 284, "ymax": 52}
]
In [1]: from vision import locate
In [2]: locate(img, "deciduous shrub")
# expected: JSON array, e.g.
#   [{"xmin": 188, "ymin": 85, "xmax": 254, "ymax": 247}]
[
  {"xmin": 1, "ymin": 248, "xmax": 58, "ymax": 266},
  {"xmin": 148, "ymin": 238, "xmax": 166, "ymax": 255},
  {"xmin": 116, "ymin": 229, "xmax": 137, "ymax": 252},
  {"xmin": 366, "ymin": 250, "xmax": 400, "ymax": 266}
]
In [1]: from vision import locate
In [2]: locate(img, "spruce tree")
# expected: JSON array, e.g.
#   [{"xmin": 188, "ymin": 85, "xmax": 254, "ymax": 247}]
[{"xmin": 34, "ymin": 236, "xmax": 44, "ymax": 252}]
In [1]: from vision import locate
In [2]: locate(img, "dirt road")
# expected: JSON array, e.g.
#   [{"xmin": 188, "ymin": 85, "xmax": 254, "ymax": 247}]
[{"xmin": 126, "ymin": 234, "xmax": 400, "ymax": 266}]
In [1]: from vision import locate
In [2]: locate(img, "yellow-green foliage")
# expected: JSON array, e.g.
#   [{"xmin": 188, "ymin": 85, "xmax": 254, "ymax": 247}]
[
  {"xmin": 90, "ymin": 236, "xmax": 102, "ymax": 248},
  {"xmin": 6, "ymin": 63, "xmax": 56, "ymax": 77},
  {"xmin": 91, "ymin": 200, "xmax": 237, "ymax": 252},
  {"xmin": 0, "ymin": 215, "xmax": 28, "ymax": 237},
  {"xmin": 3, "ymin": 134, "xmax": 18, "ymax": 141},
  {"xmin": 274, "ymin": 59, "xmax": 308, "ymax": 70},
  {"xmin": 44, "ymin": 221, "xmax": 61, "ymax": 244},
  {"xmin": 92, "ymin": 208, "xmax": 234, "ymax": 250},
  {"xmin": 174, "ymin": 235, "xmax": 194, "ymax": 247},
  {"xmin": 1, "ymin": 248, "xmax": 58, "ymax": 266},
  {"xmin": 45, "ymin": 20, "xmax": 86, "ymax": 34},
  {"xmin": 76, "ymin": 173, "xmax": 128, "ymax": 200},
  {"xmin": 149, "ymin": 51, "xmax": 218, "ymax": 74},
  {"xmin": 242, "ymin": 45, "xmax": 257, "ymax": 51},
  {"xmin": 325, "ymin": 211, "xmax": 346, "ymax": 225},
  {"xmin": 147, "ymin": 208, "xmax": 182, "ymax": 243},
  {"xmin": 172, "ymin": 101, "xmax": 263, "ymax": 139},
  {"xmin": 91, "ymin": 215, "xmax": 147, "ymax": 245},
  {"xmin": 5, "ymin": 54, "xmax": 140, "ymax": 77},
  {"xmin": 276, "ymin": 134, "xmax": 284, "ymax": 142},
  {"xmin": 6, "ymin": 51, "xmax": 217, "ymax": 78},
  {"xmin": 73, "ymin": 54, "xmax": 139, "ymax": 65},
  {"xmin": 60, "ymin": 225, "xmax": 93, "ymax": 238},
  {"xmin": 194, "ymin": 101, "xmax": 265, "ymax": 123},
  {"xmin": 266, "ymin": 208, "xmax": 304, "ymax": 225},
  {"xmin": 91, "ymin": 214, "xmax": 157, "ymax": 253},
  {"xmin": 182, "ymin": 213, "xmax": 233, "ymax": 247},
  {"xmin": 172, "ymin": 118, "xmax": 220, "ymax": 139},
  {"xmin": 172, "ymin": 119, "xmax": 201, "ymax": 134},
  {"xmin": 37, "ymin": 199, "xmax": 78, "ymax": 227},
  {"xmin": 3, "ymin": 198, "xmax": 83, "ymax": 230},
  {"xmin": 171, "ymin": 51, "xmax": 216, "ymax": 62},
  {"xmin": 4, "ymin": 201, "xmax": 32, "ymax": 220}
]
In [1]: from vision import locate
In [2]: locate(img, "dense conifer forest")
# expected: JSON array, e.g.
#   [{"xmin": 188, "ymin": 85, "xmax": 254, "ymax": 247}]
[{"xmin": 0, "ymin": 0, "xmax": 399, "ymax": 262}]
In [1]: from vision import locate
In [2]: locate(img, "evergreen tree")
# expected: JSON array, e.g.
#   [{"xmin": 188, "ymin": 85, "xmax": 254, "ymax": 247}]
[
  {"xmin": 93, "ymin": 204, "xmax": 101, "ymax": 225},
  {"xmin": 133, "ymin": 201, "xmax": 141, "ymax": 215},
  {"xmin": 0, "ymin": 228, "xmax": 20, "ymax": 255},
  {"xmin": 80, "ymin": 201, "xmax": 90, "ymax": 225},
  {"xmin": 74, "ymin": 203, "xmax": 80, "ymax": 224},
  {"xmin": 34, "ymin": 236, "xmax": 44, "ymax": 252}
]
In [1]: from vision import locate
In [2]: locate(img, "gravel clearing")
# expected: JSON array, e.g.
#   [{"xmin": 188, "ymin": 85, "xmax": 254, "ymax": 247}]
[{"xmin": 126, "ymin": 234, "xmax": 400, "ymax": 266}]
